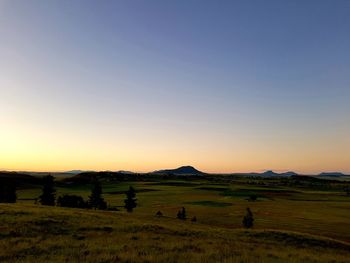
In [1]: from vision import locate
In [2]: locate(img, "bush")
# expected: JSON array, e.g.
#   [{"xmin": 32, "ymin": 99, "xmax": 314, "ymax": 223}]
[
  {"xmin": 177, "ymin": 207, "xmax": 186, "ymax": 220},
  {"xmin": 249, "ymin": 195, "xmax": 257, "ymax": 201},
  {"xmin": 57, "ymin": 195, "xmax": 89, "ymax": 208},
  {"xmin": 242, "ymin": 207, "xmax": 254, "ymax": 228},
  {"xmin": 155, "ymin": 211, "xmax": 163, "ymax": 217}
]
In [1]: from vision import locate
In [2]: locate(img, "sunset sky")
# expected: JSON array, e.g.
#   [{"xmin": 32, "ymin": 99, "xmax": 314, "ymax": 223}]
[{"xmin": 1, "ymin": 0, "xmax": 349, "ymax": 174}]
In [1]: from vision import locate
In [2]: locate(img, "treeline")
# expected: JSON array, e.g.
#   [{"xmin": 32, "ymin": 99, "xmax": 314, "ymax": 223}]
[
  {"xmin": 0, "ymin": 175, "xmax": 138, "ymax": 212},
  {"xmin": 0, "ymin": 184, "xmax": 17, "ymax": 203},
  {"xmin": 63, "ymin": 171, "xmax": 208, "ymax": 184},
  {"xmin": 38, "ymin": 175, "xmax": 138, "ymax": 212}
]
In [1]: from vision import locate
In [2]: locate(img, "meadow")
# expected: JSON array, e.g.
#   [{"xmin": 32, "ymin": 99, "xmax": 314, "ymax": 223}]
[{"xmin": 1, "ymin": 176, "xmax": 350, "ymax": 262}]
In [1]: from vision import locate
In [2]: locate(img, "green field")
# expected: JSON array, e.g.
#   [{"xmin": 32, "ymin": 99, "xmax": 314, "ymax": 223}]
[{"xmin": 1, "ymin": 178, "xmax": 350, "ymax": 262}]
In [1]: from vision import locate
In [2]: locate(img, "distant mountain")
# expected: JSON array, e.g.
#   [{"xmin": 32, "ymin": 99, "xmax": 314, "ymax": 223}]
[
  {"xmin": 153, "ymin": 166, "xmax": 204, "ymax": 175},
  {"xmin": 258, "ymin": 170, "xmax": 298, "ymax": 177},
  {"xmin": 281, "ymin": 171, "xmax": 298, "ymax": 176},
  {"xmin": 261, "ymin": 170, "xmax": 279, "ymax": 176},
  {"xmin": 65, "ymin": 170, "xmax": 93, "ymax": 174},
  {"xmin": 318, "ymin": 172, "xmax": 348, "ymax": 177},
  {"xmin": 115, "ymin": 170, "xmax": 135, "ymax": 175}
]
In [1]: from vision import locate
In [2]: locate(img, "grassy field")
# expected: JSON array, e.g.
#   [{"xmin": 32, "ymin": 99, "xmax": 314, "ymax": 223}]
[{"xmin": 1, "ymin": 178, "xmax": 350, "ymax": 262}]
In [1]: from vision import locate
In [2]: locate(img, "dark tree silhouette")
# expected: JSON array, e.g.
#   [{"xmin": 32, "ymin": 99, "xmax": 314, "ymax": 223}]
[
  {"xmin": 249, "ymin": 194, "xmax": 257, "ymax": 202},
  {"xmin": 0, "ymin": 184, "xmax": 17, "ymax": 203},
  {"xmin": 57, "ymin": 194, "xmax": 89, "ymax": 208},
  {"xmin": 177, "ymin": 210, "xmax": 182, "ymax": 219},
  {"xmin": 124, "ymin": 186, "xmax": 137, "ymax": 212},
  {"xmin": 182, "ymin": 207, "xmax": 186, "ymax": 219},
  {"xmin": 242, "ymin": 208, "xmax": 254, "ymax": 228},
  {"xmin": 156, "ymin": 210, "xmax": 163, "ymax": 217},
  {"xmin": 39, "ymin": 175, "xmax": 56, "ymax": 206},
  {"xmin": 177, "ymin": 207, "xmax": 186, "ymax": 220},
  {"xmin": 89, "ymin": 179, "xmax": 107, "ymax": 210},
  {"xmin": 345, "ymin": 185, "xmax": 350, "ymax": 196}
]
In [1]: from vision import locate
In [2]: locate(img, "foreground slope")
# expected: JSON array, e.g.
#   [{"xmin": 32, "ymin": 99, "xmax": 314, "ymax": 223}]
[{"xmin": 0, "ymin": 204, "xmax": 349, "ymax": 263}]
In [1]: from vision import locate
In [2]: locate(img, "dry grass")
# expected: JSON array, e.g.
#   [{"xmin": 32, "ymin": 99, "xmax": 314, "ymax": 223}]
[{"xmin": 1, "ymin": 203, "xmax": 350, "ymax": 263}]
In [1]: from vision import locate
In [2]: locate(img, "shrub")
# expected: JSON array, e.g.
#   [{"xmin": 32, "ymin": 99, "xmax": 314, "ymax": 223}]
[
  {"xmin": 177, "ymin": 207, "xmax": 186, "ymax": 220},
  {"xmin": 242, "ymin": 207, "xmax": 254, "ymax": 228},
  {"xmin": 57, "ymin": 194, "xmax": 89, "ymax": 208},
  {"xmin": 249, "ymin": 195, "xmax": 258, "ymax": 201},
  {"xmin": 155, "ymin": 211, "xmax": 163, "ymax": 217}
]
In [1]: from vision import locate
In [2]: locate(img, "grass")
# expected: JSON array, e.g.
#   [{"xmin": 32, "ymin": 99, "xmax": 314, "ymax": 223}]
[
  {"xmin": 185, "ymin": 200, "xmax": 233, "ymax": 207},
  {"xmin": 0, "ymin": 204, "xmax": 350, "ymax": 263},
  {"xmin": 1, "ymin": 178, "xmax": 350, "ymax": 262}
]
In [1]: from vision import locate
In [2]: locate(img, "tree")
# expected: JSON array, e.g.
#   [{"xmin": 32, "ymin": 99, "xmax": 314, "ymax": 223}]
[
  {"xmin": 39, "ymin": 175, "xmax": 56, "ymax": 206},
  {"xmin": 124, "ymin": 186, "xmax": 137, "ymax": 212},
  {"xmin": 242, "ymin": 208, "xmax": 254, "ymax": 228},
  {"xmin": 0, "ymin": 184, "xmax": 17, "ymax": 203},
  {"xmin": 89, "ymin": 179, "xmax": 107, "ymax": 210},
  {"xmin": 177, "ymin": 207, "xmax": 186, "ymax": 220}
]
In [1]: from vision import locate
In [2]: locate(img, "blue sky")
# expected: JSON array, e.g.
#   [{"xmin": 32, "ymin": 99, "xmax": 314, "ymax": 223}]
[{"xmin": 0, "ymin": 0, "xmax": 349, "ymax": 173}]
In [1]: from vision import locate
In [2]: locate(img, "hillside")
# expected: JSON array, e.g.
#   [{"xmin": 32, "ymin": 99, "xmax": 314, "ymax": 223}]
[
  {"xmin": 0, "ymin": 204, "xmax": 349, "ymax": 263},
  {"xmin": 0, "ymin": 171, "xmax": 41, "ymax": 186}
]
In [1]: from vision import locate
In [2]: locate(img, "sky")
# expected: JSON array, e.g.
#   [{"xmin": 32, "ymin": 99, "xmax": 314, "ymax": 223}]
[{"xmin": 0, "ymin": 0, "xmax": 350, "ymax": 174}]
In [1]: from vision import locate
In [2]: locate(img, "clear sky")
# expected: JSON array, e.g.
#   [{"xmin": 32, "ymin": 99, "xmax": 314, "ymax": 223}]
[{"xmin": 1, "ymin": 0, "xmax": 349, "ymax": 174}]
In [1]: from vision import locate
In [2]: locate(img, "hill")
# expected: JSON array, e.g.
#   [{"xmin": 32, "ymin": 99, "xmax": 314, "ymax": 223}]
[
  {"xmin": 260, "ymin": 170, "xmax": 298, "ymax": 177},
  {"xmin": 153, "ymin": 166, "xmax": 205, "ymax": 175},
  {"xmin": 0, "ymin": 171, "xmax": 41, "ymax": 186},
  {"xmin": 62, "ymin": 170, "xmax": 146, "ymax": 184},
  {"xmin": 0, "ymin": 204, "xmax": 349, "ymax": 263},
  {"xmin": 318, "ymin": 172, "xmax": 348, "ymax": 177},
  {"xmin": 65, "ymin": 170, "xmax": 91, "ymax": 174},
  {"xmin": 232, "ymin": 170, "xmax": 298, "ymax": 177}
]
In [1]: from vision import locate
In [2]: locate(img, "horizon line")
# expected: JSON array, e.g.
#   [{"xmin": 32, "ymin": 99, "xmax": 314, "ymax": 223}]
[{"xmin": 1, "ymin": 167, "xmax": 349, "ymax": 176}]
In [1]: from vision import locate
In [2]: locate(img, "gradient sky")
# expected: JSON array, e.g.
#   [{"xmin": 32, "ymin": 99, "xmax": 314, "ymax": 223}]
[{"xmin": 1, "ymin": 0, "xmax": 350, "ymax": 174}]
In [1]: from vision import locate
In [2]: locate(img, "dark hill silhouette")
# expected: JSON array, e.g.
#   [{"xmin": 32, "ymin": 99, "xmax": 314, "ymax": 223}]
[
  {"xmin": 65, "ymin": 170, "xmax": 91, "ymax": 174},
  {"xmin": 115, "ymin": 170, "xmax": 135, "ymax": 175},
  {"xmin": 261, "ymin": 170, "xmax": 279, "ymax": 176},
  {"xmin": 231, "ymin": 170, "xmax": 298, "ymax": 177},
  {"xmin": 290, "ymin": 175, "xmax": 340, "ymax": 183},
  {"xmin": 0, "ymin": 171, "xmax": 41, "ymax": 185},
  {"xmin": 153, "ymin": 166, "xmax": 204, "ymax": 175},
  {"xmin": 63, "ymin": 171, "xmax": 141, "ymax": 184},
  {"xmin": 318, "ymin": 172, "xmax": 348, "ymax": 177},
  {"xmin": 282, "ymin": 171, "xmax": 298, "ymax": 176},
  {"xmin": 261, "ymin": 170, "xmax": 297, "ymax": 177}
]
